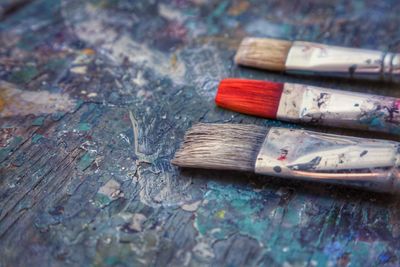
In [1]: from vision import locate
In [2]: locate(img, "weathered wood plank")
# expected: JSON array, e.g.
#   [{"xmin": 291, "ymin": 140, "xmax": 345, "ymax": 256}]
[{"xmin": 1, "ymin": 0, "xmax": 400, "ymax": 266}]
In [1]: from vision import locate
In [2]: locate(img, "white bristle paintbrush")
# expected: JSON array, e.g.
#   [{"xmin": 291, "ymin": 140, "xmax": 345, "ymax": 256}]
[
  {"xmin": 172, "ymin": 123, "xmax": 400, "ymax": 193},
  {"xmin": 235, "ymin": 37, "xmax": 400, "ymax": 82}
]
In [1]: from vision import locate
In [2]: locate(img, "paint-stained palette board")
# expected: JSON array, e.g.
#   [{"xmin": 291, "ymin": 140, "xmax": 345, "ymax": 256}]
[{"xmin": 1, "ymin": 0, "xmax": 400, "ymax": 266}]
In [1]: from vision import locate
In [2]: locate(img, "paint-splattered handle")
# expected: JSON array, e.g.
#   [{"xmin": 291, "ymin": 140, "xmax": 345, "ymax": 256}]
[
  {"xmin": 277, "ymin": 83, "xmax": 400, "ymax": 135},
  {"xmin": 285, "ymin": 41, "xmax": 400, "ymax": 82},
  {"xmin": 255, "ymin": 127, "xmax": 400, "ymax": 193}
]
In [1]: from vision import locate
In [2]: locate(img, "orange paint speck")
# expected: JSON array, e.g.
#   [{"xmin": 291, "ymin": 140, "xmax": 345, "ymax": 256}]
[
  {"xmin": 81, "ymin": 48, "xmax": 96, "ymax": 55},
  {"xmin": 228, "ymin": 1, "xmax": 250, "ymax": 16},
  {"xmin": 0, "ymin": 93, "xmax": 5, "ymax": 112}
]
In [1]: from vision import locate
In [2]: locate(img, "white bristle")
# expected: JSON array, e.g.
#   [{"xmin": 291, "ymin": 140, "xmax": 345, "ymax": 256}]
[
  {"xmin": 171, "ymin": 123, "xmax": 267, "ymax": 172},
  {"xmin": 234, "ymin": 37, "xmax": 292, "ymax": 71}
]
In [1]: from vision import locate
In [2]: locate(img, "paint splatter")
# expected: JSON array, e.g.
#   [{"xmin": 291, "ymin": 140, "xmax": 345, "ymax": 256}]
[
  {"xmin": 31, "ymin": 134, "xmax": 44, "ymax": 143},
  {"xmin": 349, "ymin": 64, "xmax": 357, "ymax": 76},
  {"xmin": 31, "ymin": 116, "xmax": 45, "ymax": 126},
  {"xmin": 278, "ymin": 149, "xmax": 288, "ymax": 161},
  {"xmin": 216, "ymin": 210, "xmax": 226, "ymax": 219},
  {"xmin": 64, "ymin": 4, "xmax": 187, "ymax": 83},
  {"xmin": 227, "ymin": 1, "xmax": 250, "ymax": 16},
  {"xmin": 274, "ymin": 166, "xmax": 282, "ymax": 173},
  {"xmin": 95, "ymin": 179, "xmax": 124, "ymax": 207},
  {"xmin": 181, "ymin": 200, "xmax": 202, "ymax": 212},
  {"xmin": 288, "ymin": 156, "xmax": 321, "ymax": 170},
  {"xmin": 76, "ymin": 122, "xmax": 91, "ymax": 131},
  {"xmin": 78, "ymin": 152, "xmax": 95, "ymax": 171},
  {"xmin": 0, "ymin": 81, "xmax": 76, "ymax": 117}
]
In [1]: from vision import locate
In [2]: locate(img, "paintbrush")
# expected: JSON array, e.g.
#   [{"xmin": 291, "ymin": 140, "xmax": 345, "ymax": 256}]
[
  {"xmin": 235, "ymin": 37, "xmax": 400, "ymax": 82},
  {"xmin": 215, "ymin": 78, "xmax": 400, "ymax": 135},
  {"xmin": 172, "ymin": 123, "xmax": 400, "ymax": 192}
]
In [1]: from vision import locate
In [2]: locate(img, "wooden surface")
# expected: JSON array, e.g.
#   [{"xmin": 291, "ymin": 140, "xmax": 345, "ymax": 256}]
[{"xmin": 1, "ymin": 0, "xmax": 400, "ymax": 266}]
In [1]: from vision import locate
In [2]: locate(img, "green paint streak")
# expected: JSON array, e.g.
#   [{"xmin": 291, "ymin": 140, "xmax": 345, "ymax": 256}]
[
  {"xmin": 78, "ymin": 152, "xmax": 95, "ymax": 171},
  {"xmin": 32, "ymin": 134, "xmax": 44, "ymax": 143},
  {"xmin": 32, "ymin": 116, "xmax": 45, "ymax": 126},
  {"xmin": 9, "ymin": 65, "xmax": 39, "ymax": 84},
  {"xmin": 77, "ymin": 122, "xmax": 92, "ymax": 131}
]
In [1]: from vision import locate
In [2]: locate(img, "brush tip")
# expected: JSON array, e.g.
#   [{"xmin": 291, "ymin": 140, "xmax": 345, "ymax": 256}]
[
  {"xmin": 235, "ymin": 37, "xmax": 292, "ymax": 71},
  {"xmin": 172, "ymin": 123, "xmax": 267, "ymax": 172},
  {"xmin": 215, "ymin": 78, "xmax": 283, "ymax": 119}
]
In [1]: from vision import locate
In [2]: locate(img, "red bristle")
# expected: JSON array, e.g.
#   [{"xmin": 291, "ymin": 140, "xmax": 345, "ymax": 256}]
[{"xmin": 215, "ymin": 78, "xmax": 284, "ymax": 119}]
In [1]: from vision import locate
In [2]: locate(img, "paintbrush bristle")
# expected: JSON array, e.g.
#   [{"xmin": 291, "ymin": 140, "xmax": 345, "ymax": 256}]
[
  {"xmin": 215, "ymin": 78, "xmax": 283, "ymax": 119},
  {"xmin": 171, "ymin": 123, "xmax": 267, "ymax": 172},
  {"xmin": 234, "ymin": 37, "xmax": 292, "ymax": 71}
]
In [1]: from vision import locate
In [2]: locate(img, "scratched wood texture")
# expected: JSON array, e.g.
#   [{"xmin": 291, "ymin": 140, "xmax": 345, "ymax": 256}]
[{"xmin": 1, "ymin": 1, "xmax": 400, "ymax": 266}]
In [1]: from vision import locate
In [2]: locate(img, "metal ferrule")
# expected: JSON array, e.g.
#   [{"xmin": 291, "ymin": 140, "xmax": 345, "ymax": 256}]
[
  {"xmin": 255, "ymin": 127, "xmax": 400, "ymax": 192},
  {"xmin": 285, "ymin": 41, "xmax": 400, "ymax": 82},
  {"xmin": 276, "ymin": 83, "xmax": 400, "ymax": 135}
]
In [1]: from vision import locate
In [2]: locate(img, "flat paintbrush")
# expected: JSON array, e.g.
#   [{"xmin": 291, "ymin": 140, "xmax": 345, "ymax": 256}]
[
  {"xmin": 215, "ymin": 78, "xmax": 400, "ymax": 135},
  {"xmin": 235, "ymin": 37, "xmax": 400, "ymax": 82},
  {"xmin": 172, "ymin": 123, "xmax": 400, "ymax": 193}
]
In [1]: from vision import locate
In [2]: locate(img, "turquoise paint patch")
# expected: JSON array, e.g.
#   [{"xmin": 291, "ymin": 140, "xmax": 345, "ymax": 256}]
[
  {"xmin": 104, "ymin": 256, "xmax": 121, "ymax": 266},
  {"xmin": 309, "ymin": 251, "xmax": 330, "ymax": 267},
  {"xmin": 369, "ymin": 117, "xmax": 385, "ymax": 129},
  {"xmin": 9, "ymin": 65, "xmax": 39, "ymax": 84},
  {"xmin": 195, "ymin": 181, "xmax": 267, "ymax": 240},
  {"xmin": 88, "ymin": 103, "xmax": 97, "ymax": 111},
  {"xmin": 206, "ymin": 0, "xmax": 229, "ymax": 34},
  {"xmin": 94, "ymin": 193, "xmax": 112, "ymax": 207},
  {"xmin": 16, "ymin": 33, "xmax": 37, "ymax": 51},
  {"xmin": 358, "ymin": 113, "xmax": 399, "ymax": 134},
  {"xmin": 283, "ymin": 206, "xmax": 301, "ymax": 226},
  {"xmin": 346, "ymin": 241, "xmax": 387, "ymax": 266},
  {"xmin": 74, "ymin": 99, "xmax": 85, "ymax": 111},
  {"xmin": 78, "ymin": 152, "xmax": 95, "ymax": 171},
  {"xmin": 32, "ymin": 116, "xmax": 45, "ymax": 126},
  {"xmin": 212, "ymin": 0, "xmax": 229, "ymax": 17},
  {"xmin": 77, "ymin": 122, "xmax": 92, "ymax": 131},
  {"xmin": 194, "ymin": 181, "xmax": 343, "ymax": 266},
  {"xmin": 0, "ymin": 136, "xmax": 23, "ymax": 162},
  {"xmin": 45, "ymin": 58, "xmax": 66, "ymax": 72},
  {"xmin": 245, "ymin": 20, "xmax": 292, "ymax": 38},
  {"xmin": 32, "ymin": 134, "xmax": 44, "ymax": 143}
]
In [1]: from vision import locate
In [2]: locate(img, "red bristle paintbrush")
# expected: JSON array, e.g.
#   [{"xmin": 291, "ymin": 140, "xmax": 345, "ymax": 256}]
[{"xmin": 215, "ymin": 78, "xmax": 400, "ymax": 135}]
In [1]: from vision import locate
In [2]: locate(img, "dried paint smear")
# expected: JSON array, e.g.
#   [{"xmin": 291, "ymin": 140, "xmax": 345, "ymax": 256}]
[{"xmin": 0, "ymin": 81, "xmax": 76, "ymax": 118}]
